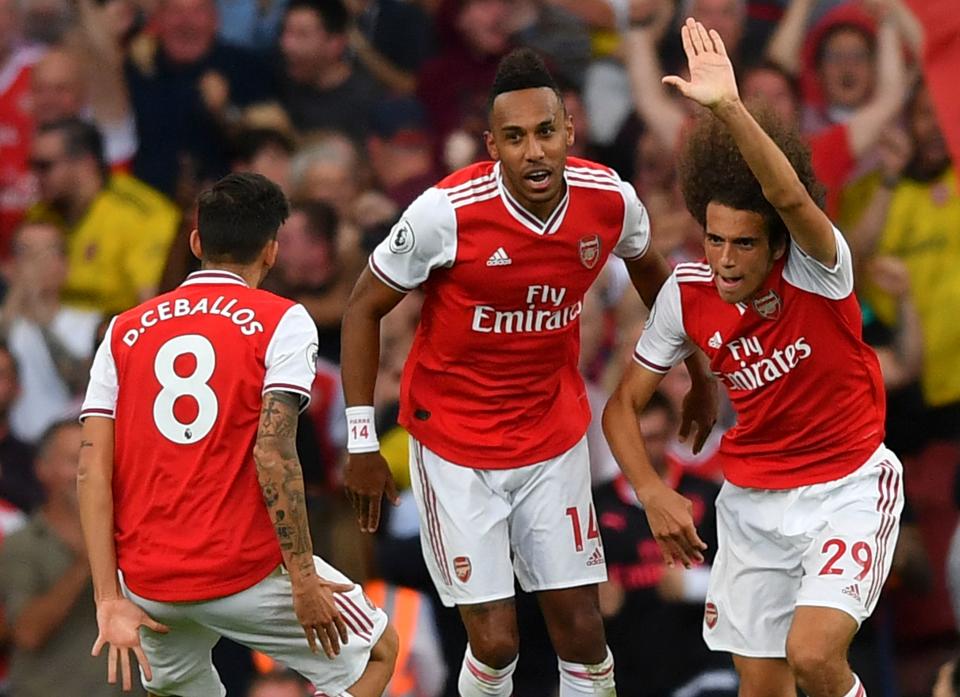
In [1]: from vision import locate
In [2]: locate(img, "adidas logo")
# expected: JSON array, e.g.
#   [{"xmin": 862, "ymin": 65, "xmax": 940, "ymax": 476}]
[
  {"xmin": 486, "ymin": 247, "xmax": 512, "ymax": 266},
  {"xmin": 842, "ymin": 583, "xmax": 861, "ymax": 602},
  {"xmin": 586, "ymin": 546, "xmax": 605, "ymax": 567},
  {"xmin": 708, "ymin": 331, "xmax": 723, "ymax": 349}
]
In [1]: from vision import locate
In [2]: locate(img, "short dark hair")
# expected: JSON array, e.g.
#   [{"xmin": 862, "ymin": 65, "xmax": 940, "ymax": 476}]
[
  {"xmin": 678, "ymin": 105, "xmax": 824, "ymax": 253},
  {"xmin": 36, "ymin": 117, "xmax": 108, "ymax": 180},
  {"xmin": 814, "ymin": 22, "xmax": 875, "ymax": 69},
  {"xmin": 285, "ymin": 0, "xmax": 349, "ymax": 34},
  {"xmin": 36, "ymin": 418, "xmax": 80, "ymax": 463},
  {"xmin": 197, "ymin": 173, "xmax": 290, "ymax": 264},
  {"xmin": 292, "ymin": 200, "xmax": 338, "ymax": 244},
  {"xmin": 231, "ymin": 128, "xmax": 295, "ymax": 165},
  {"xmin": 488, "ymin": 48, "xmax": 561, "ymax": 112},
  {"xmin": 743, "ymin": 59, "xmax": 801, "ymax": 103}
]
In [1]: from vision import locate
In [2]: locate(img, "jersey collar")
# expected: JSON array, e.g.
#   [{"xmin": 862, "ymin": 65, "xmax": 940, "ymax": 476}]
[
  {"xmin": 495, "ymin": 161, "xmax": 570, "ymax": 236},
  {"xmin": 180, "ymin": 270, "xmax": 249, "ymax": 287}
]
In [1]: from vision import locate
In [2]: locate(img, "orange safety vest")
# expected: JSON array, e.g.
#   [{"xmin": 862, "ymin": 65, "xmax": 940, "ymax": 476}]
[{"xmin": 251, "ymin": 581, "xmax": 422, "ymax": 697}]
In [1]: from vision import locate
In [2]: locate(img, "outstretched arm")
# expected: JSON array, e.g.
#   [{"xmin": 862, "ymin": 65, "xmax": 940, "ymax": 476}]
[{"xmin": 664, "ymin": 18, "xmax": 837, "ymax": 266}]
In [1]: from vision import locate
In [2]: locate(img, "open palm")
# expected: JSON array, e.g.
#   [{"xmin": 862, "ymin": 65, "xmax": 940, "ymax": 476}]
[{"xmin": 662, "ymin": 18, "xmax": 740, "ymax": 109}]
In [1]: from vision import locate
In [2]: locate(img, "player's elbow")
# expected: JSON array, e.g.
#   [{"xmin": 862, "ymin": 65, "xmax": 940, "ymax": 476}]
[{"xmin": 601, "ymin": 390, "xmax": 629, "ymax": 442}]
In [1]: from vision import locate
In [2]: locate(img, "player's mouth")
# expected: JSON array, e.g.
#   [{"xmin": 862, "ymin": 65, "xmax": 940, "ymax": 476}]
[
  {"xmin": 523, "ymin": 168, "xmax": 553, "ymax": 192},
  {"xmin": 716, "ymin": 274, "xmax": 743, "ymax": 294}
]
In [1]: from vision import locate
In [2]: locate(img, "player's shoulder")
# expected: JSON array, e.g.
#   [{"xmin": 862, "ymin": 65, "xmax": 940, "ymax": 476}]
[
  {"xmin": 565, "ymin": 157, "xmax": 623, "ymax": 193},
  {"xmin": 674, "ymin": 261, "xmax": 714, "ymax": 284},
  {"xmin": 434, "ymin": 161, "xmax": 498, "ymax": 210}
]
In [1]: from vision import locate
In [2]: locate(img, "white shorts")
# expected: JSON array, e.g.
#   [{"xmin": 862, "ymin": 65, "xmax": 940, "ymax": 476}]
[
  {"xmin": 120, "ymin": 556, "xmax": 388, "ymax": 697},
  {"xmin": 703, "ymin": 444, "xmax": 904, "ymax": 657},
  {"xmin": 408, "ymin": 435, "xmax": 607, "ymax": 607}
]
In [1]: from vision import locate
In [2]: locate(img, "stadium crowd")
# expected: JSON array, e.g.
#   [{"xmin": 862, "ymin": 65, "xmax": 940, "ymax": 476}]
[{"xmin": 0, "ymin": 0, "xmax": 956, "ymax": 695}]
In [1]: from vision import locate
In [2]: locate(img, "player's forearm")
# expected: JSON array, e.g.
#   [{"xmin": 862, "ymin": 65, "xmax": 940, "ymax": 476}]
[
  {"xmin": 848, "ymin": 21, "xmax": 909, "ymax": 159},
  {"xmin": 340, "ymin": 300, "xmax": 383, "ymax": 407},
  {"xmin": 12, "ymin": 560, "xmax": 90, "ymax": 651},
  {"xmin": 764, "ymin": 0, "xmax": 815, "ymax": 75},
  {"xmin": 77, "ymin": 436, "xmax": 122, "ymax": 603},
  {"xmin": 623, "ymin": 28, "xmax": 685, "ymax": 151},
  {"xmin": 602, "ymin": 387, "xmax": 662, "ymax": 495},
  {"xmin": 254, "ymin": 392, "xmax": 316, "ymax": 583},
  {"xmin": 626, "ymin": 250, "xmax": 673, "ymax": 311},
  {"xmin": 848, "ymin": 185, "xmax": 895, "ymax": 258}
]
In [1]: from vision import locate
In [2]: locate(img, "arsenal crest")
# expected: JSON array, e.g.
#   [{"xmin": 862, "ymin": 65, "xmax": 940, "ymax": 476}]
[
  {"xmin": 578, "ymin": 235, "xmax": 600, "ymax": 269},
  {"xmin": 704, "ymin": 602, "xmax": 718, "ymax": 629},
  {"xmin": 752, "ymin": 289, "xmax": 782, "ymax": 320},
  {"xmin": 453, "ymin": 556, "xmax": 472, "ymax": 583}
]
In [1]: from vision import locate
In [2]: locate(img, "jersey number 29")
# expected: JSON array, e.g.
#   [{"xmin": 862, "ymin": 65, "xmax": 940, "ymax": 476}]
[{"xmin": 153, "ymin": 334, "xmax": 219, "ymax": 444}]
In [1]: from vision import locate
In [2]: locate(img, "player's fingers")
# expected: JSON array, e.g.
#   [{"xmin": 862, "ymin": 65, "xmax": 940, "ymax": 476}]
[
  {"xmin": 303, "ymin": 624, "xmax": 319, "ymax": 654},
  {"xmin": 692, "ymin": 419, "xmax": 712, "ymax": 454},
  {"xmin": 324, "ymin": 621, "xmax": 342, "ymax": 656},
  {"xmin": 142, "ymin": 616, "xmax": 170, "ymax": 634},
  {"xmin": 134, "ymin": 646, "xmax": 153, "ymax": 683},
  {"xmin": 655, "ymin": 538, "xmax": 677, "ymax": 567},
  {"xmin": 92, "ymin": 634, "xmax": 105, "ymax": 657},
  {"xmin": 335, "ymin": 614, "xmax": 349, "ymax": 645},
  {"xmin": 107, "ymin": 645, "xmax": 118, "ymax": 684},
  {"xmin": 685, "ymin": 524, "xmax": 708, "ymax": 553},
  {"xmin": 709, "ymin": 28, "xmax": 728, "ymax": 57},
  {"xmin": 356, "ymin": 494, "xmax": 371, "ymax": 531},
  {"xmin": 696, "ymin": 21, "xmax": 712, "ymax": 54},
  {"xmin": 686, "ymin": 18, "xmax": 705, "ymax": 54},
  {"xmin": 120, "ymin": 647, "xmax": 132, "ymax": 691},
  {"xmin": 316, "ymin": 623, "xmax": 336, "ymax": 658},
  {"xmin": 677, "ymin": 412, "xmax": 692, "ymax": 442},
  {"xmin": 386, "ymin": 474, "xmax": 400, "ymax": 505},
  {"xmin": 366, "ymin": 492, "xmax": 382, "ymax": 533}
]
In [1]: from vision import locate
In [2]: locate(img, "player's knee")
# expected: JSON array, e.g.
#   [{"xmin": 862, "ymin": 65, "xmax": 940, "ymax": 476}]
[
  {"xmin": 785, "ymin": 639, "xmax": 840, "ymax": 683},
  {"xmin": 469, "ymin": 634, "xmax": 519, "ymax": 669},
  {"xmin": 372, "ymin": 622, "xmax": 400, "ymax": 670},
  {"xmin": 550, "ymin": 606, "xmax": 606, "ymax": 662}
]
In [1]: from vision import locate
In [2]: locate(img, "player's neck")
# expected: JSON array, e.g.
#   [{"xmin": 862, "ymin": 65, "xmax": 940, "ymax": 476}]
[
  {"xmin": 199, "ymin": 261, "xmax": 262, "ymax": 289},
  {"xmin": 502, "ymin": 178, "xmax": 566, "ymax": 223}
]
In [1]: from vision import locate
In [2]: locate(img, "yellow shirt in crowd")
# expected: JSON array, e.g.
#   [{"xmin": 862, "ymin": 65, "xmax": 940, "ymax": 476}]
[
  {"xmin": 857, "ymin": 167, "xmax": 960, "ymax": 407},
  {"xmin": 28, "ymin": 173, "xmax": 179, "ymax": 316}
]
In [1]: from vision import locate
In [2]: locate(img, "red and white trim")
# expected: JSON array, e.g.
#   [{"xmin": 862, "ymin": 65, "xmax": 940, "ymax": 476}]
[
  {"xmin": 334, "ymin": 593, "xmax": 375, "ymax": 641},
  {"xmin": 414, "ymin": 442, "xmax": 452, "ymax": 585},
  {"xmin": 180, "ymin": 270, "xmax": 249, "ymax": 288},
  {"xmin": 79, "ymin": 406, "xmax": 116, "ymax": 421},
  {"xmin": 676, "ymin": 262, "xmax": 714, "ymax": 284},
  {"xmin": 262, "ymin": 383, "xmax": 312, "ymax": 411},
  {"xmin": 368, "ymin": 256, "xmax": 415, "ymax": 294},
  {"xmin": 866, "ymin": 459, "xmax": 901, "ymax": 608},
  {"xmin": 633, "ymin": 351, "xmax": 671, "ymax": 374}
]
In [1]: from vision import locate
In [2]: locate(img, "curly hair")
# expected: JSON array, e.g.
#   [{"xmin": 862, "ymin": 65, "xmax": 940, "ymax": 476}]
[
  {"xmin": 678, "ymin": 103, "xmax": 824, "ymax": 252},
  {"xmin": 488, "ymin": 48, "xmax": 560, "ymax": 111}
]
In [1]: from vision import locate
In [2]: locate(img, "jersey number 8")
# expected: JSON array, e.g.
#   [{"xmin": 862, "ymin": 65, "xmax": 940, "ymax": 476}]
[{"xmin": 153, "ymin": 334, "xmax": 219, "ymax": 444}]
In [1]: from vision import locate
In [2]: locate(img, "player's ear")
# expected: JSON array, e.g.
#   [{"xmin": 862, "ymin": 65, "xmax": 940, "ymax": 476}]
[
  {"xmin": 263, "ymin": 238, "xmax": 279, "ymax": 270},
  {"xmin": 188, "ymin": 229, "xmax": 203, "ymax": 260},
  {"xmin": 565, "ymin": 111, "xmax": 575, "ymax": 147},
  {"xmin": 484, "ymin": 130, "xmax": 499, "ymax": 161}
]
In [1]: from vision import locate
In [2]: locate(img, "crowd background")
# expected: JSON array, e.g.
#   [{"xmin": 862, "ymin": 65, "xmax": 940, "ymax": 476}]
[{"xmin": 0, "ymin": 0, "xmax": 957, "ymax": 695}]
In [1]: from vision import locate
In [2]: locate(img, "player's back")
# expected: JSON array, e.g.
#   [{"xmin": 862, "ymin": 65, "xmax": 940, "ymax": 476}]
[{"xmin": 81, "ymin": 270, "xmax": 316, "ymax": 602}]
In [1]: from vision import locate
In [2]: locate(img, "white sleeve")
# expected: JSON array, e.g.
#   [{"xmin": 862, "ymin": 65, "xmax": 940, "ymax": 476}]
[
  {"xmin": 633, "ymin": 275, "xmax": 694, "ymax": 373},
  {"xmin": 612, "ymin": 179, "xmax": 652, "ymax": 260},
  {"xmin": 80, "ymin": 317, "xmax": 119, "ymax": 420},
  {"xmin": 783, "ymin": 226, "xmax": 854, "ymax": 300},
  {"xmin": 263, "ymin": 304, "xmax": 318, "ymax": 411},
  {"xmin": 369, "ymin": 187, "xmax": 457, "ymax": 292}
]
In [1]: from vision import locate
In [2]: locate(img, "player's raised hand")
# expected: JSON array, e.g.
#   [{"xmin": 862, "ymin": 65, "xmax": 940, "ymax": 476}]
[
  {"xmin": 637, "ymin": 482, "xmax": 707, "ymax": 568},
  {"xmin": 92, "ymin": 597, "xmax": 169, "ymax": 692},
  {"xmin": 662, "ymin": 18, "xmax": 739, "ymax": 111},
  {"xmin": 344, "ymin": 451, "xmax": 399, "ymax": 533},
  {"xmin": 291, "ymin": 575, "xmax": 353, "ymax": 658}
]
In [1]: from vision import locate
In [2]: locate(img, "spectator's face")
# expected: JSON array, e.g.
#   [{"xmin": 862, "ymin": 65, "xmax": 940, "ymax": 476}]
[
  {"xmin": 486, "ymin": 87, "xmax": 573, "ymax": 212},
  {"xmin": 634, "ymin": 131, "xmax": 675, "ymax": 193},
  {"xmin": 37, "ymin": 425, "xmax": 83, "ymax": 508},
  {"xmin": 368, "ymin": 134, "xmax": 432, "ymax": 187},
  {"xmin": 638, "ymin": 407, "xmax": 672, "ymax": 472},
  {"xmin": 298, "ymin": 161, "xmax": 358, "ymax": 216},
  {"xmin": 0, "ymin": 350, "xmax": 18, "ymax": 415},
  {"xmin": 276, "ymin": 211, "xmax": 335, "ymax": 287},
  {"xmin": 691, "ymin": 0, "xmax": 743, "ymax": 54},
  {"xmin": 158, "ymin": 0, "xmax": 218, "ymax": 65},
  {"xmin": 31, "ymin": 130, "xmax": 81, "ymax": 206},
  {"xmin": 703, "ymin": 202, "xmax": 783, "ymax": 304},
  {"xmin": 242, "ymin": 144, "xmax": 293, "ymax": 195},
  {"xmin": 457, "ymin": 0, "xmax": 511, "ymax": 57},
  {"xmin": 909, "ymin": 86, "xmax": 950, "ymax": 177},
  {"xmin": 742, "ymin": 68, "xmax": 798, "ymax": 125},
  {"xmin": 818, "ymin": 29, "xmax": 874, "ymax": 110},
  {"xmin": 31, "ymin": 50, "xmax": 85, "ymax": 125},
  {"xmin": 13, "ymin": 223, "xmax": 68, "ymax": 292},
  {"xmin": 281, "ymin": 8, "xmax": 342, "ymax": 83}
]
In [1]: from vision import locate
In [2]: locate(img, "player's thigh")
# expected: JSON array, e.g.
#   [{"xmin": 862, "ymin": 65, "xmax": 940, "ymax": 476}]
[
  {"xmin": 798, "ymin": 448, "xmax": 904, "ymax": 625},
  {"xmin": 703, "ymin": 483, "xmax": 804, "ymax": 657},
  {"xmin": 120, "ymin": 583, "xmax": 224, "ymax": 697},
  {"xmin": 731, "ymin": 655, "xmax": 796, "ymax": 697},
  {"xmin": 200, "ymin": 560, "xmax": 388, "ymax": 694},
  {"xmin": 509, "ymin": 437, "xmax": 607, "ymax": 593},
  {"xmin": 409, "ymin": 437, "xmax": 515, "ymax": 607}
]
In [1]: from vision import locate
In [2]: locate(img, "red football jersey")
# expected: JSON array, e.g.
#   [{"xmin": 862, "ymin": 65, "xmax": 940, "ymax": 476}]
[
  {"xmin": 81, "ymin": 270, "xmax": 318, "ymax": 601},
  {"xmin": 370, "ymin": 158, "xmax": 651, "ymax": 469},
  {"xmin": 635, "ymin": 229, "xmax": 885, "ymax": 489}
]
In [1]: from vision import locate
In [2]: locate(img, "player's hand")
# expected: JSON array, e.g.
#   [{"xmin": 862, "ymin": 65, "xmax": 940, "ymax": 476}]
[
  {"xmin": 291, "ymin": 575, "xmax": 354, "ymax": 658},
  {"xmin": 343, "ymin": 451, "xmax": 399, "ymax": 533},
  {"xmin": 662, "ymin": 18, "xmax": 739, "ymax": 111},
  {"xmin": 678, "ymin": 374, "xmax": 718, "ymax": 455},
  {"xmin": 92, "ymin": 597, "xmax": 169, "ymax": 692},
  {"xmin": 637, "ymin": 482, "xmax": 707, "ymax": 568}
]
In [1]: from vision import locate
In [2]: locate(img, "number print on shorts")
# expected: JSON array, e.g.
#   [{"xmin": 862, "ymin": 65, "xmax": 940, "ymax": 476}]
[
  {"xmin": 566, "ymin": 504, "xmax": 600, "ymax": 552},
  {"xmin": 153, "ymin": 334, "xmax": 219, "ymax": 444},
  {"xmin": 818, "ymin": 539, "xmax": 873, "ymax": 581}
]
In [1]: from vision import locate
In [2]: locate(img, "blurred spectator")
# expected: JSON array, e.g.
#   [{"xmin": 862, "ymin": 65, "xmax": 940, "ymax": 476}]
[
  {"xmin": 0, "ymin": 420, "xmax": 143, "ymax": 696},
  {"xmin": 126, "ymin": 0, "xmax": 273, "ymax": 196},
  {"xmin": 277, "ymin": 0, "xmax": 382, "ymax": 140},
  {"xmin": 594, "ymin": 391, "xmax": 735, "ymax": 696},
  {"xmin": 417, "ymin": 0, "xmax": 511, "ymax": 162},
  {"xmin": 345, "ymin": 0, "xmax": 436, "ymax": 94},
  {"xmin": 0, "ymin": 222, "xmax": 99, "ymax": 443},
  {"xmin": 246, "ymin": 670, "xmax": 311, "ymax": 697},
  {"xmin": 367, "ymin": 96, "xmax": 439, "ymax": 209},
  {"xmin": 934, "ymin": 657, "xmax": 960, "ymax": 697},
  {"xmin": 849, "ymin": 84, "xmax": 959, "ymax": 441},
  {"xmin": 25, "ymin": 118, "xmax": 179, "ymax": 315},
  {"xmin": 232, "ymin": 127, "xmax": 297, "ymax": 195},
  {"xmin": 215, "ymin": 0, "xmax": 289, "ymax": 52},
  {"xmin": 0, "ymin": 346, "xmax": 40, "ymax": 513},
  {"xmin": 289, "ymin": 131, "xmax": 363, "ymax": 216},
  {"xmin": 0, "ymin": 496, "xmax": 25, "ymax": 695},
  {"xmin": 508, "ymin": 0, "xmax": 591, "ymax": 87}
]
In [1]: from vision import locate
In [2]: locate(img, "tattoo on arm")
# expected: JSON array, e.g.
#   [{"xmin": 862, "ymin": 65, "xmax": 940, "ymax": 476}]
[
  {"xmin": 80, "ymin": 440, "xmax": 94, "ymax": 449},
  {"xmin": 254, "ymin": 391, "xmax": 313, "ymax": 566}
]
